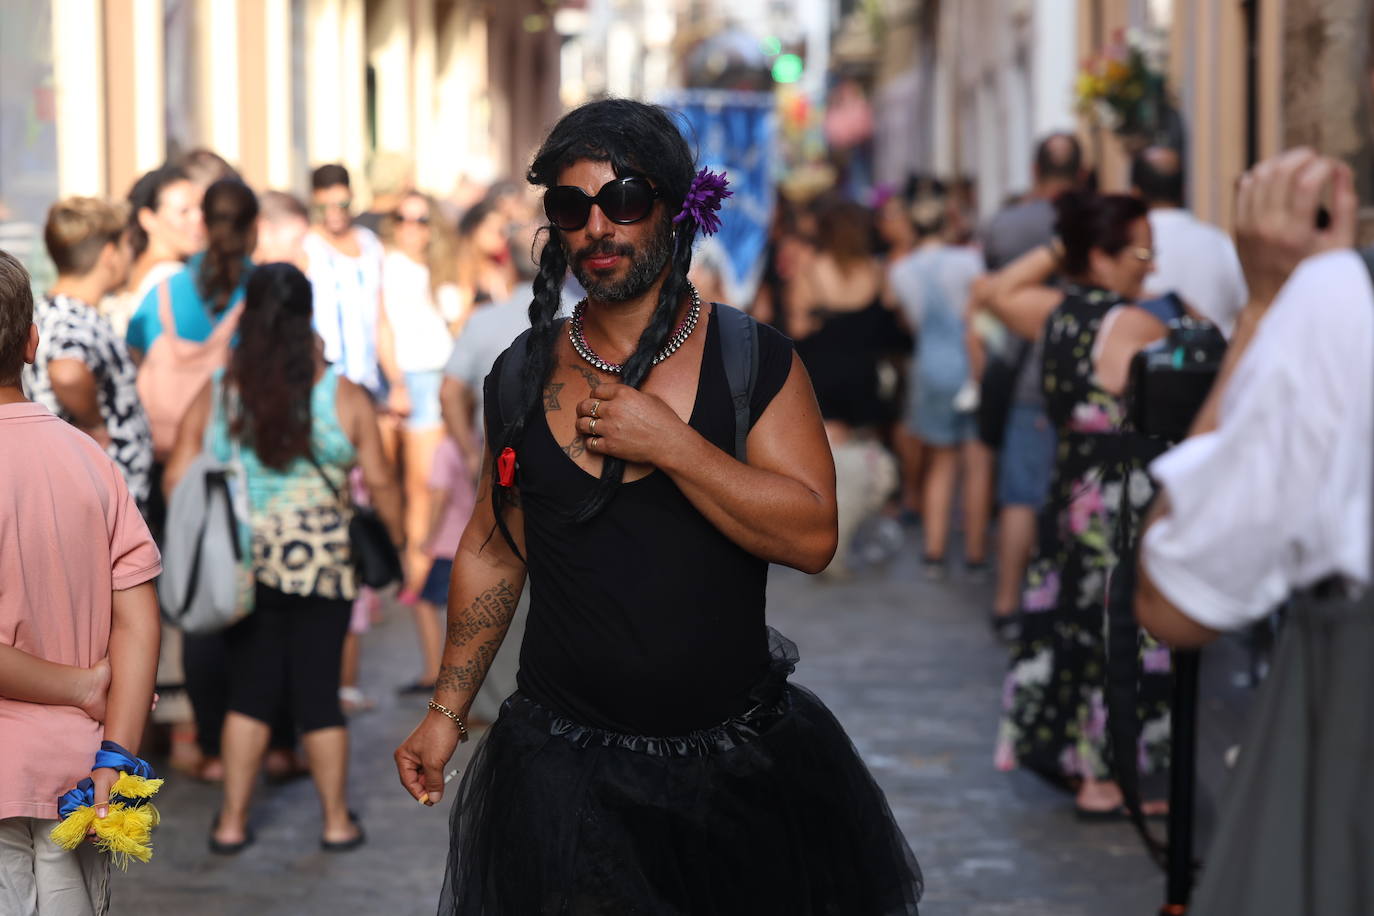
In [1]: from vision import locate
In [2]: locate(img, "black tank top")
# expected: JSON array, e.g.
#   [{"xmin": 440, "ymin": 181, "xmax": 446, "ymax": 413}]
[{"xmin": 483, "ymin": 307, "xmax": 795, "ymax": 736}]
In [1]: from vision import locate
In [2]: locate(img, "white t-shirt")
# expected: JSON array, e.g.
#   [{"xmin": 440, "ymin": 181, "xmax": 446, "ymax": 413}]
[
  {"xmin": 1141, "ymin": 249, "xmax": 1373, "ymax": 631},
  {"xmin": 304, "ymin": 227, "xmax": 385, "ymax": 395},
  {"xmin": 1144, "ymin": 208, "xmax": 1248, "ymax": 337},
  {"xmin": 381, "ymin": 249, "xmax": 460, "ymax": 374},
  {"xmin": 888, "ymin": 244, "xmax": 983, "ymax": 331}
]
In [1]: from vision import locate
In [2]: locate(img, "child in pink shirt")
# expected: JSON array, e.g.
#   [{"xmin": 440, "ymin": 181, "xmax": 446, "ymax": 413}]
[
  {"xmin": 0, "ymin": 250, "xmax": 162, "ymax": 916},
  {"xmin": 399, "ymin": 437, "xmax": 476, "ymax": 692}
]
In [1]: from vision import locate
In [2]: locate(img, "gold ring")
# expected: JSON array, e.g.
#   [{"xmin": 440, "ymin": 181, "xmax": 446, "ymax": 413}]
[
  {"xmin": 590, "ymin": 399, "xmax": 601, "ymax": 418},
  {"xmin": 589, "ymin": 417, "xmax": 599, "ymax": 435}
]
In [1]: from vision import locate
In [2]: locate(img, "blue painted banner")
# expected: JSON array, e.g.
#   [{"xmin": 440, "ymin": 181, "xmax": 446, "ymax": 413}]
[{"xmin": 659, "ymin": 90, "xmax": 776, "ymax": 309}]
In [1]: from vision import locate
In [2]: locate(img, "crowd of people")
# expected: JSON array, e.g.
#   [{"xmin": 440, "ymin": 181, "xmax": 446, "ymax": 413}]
[
  {"xmin": 1, "ymin": 86, "xmax": 1369, "ymax": 914},
  {"xmin": 2, "ymin": 143, "xmax": 547, "ymax": 867},
  {"xmin": 753, "ymin": 131, "xmax": 1253, "ymax": 825}
]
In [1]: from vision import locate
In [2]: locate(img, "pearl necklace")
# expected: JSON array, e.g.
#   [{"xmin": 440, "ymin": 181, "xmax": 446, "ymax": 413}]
[{"xmin": 569, "ymin": 283, "xmax": 702, "ymax": 374}]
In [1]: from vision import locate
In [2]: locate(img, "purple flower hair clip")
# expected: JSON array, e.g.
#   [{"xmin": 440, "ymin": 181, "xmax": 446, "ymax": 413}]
[{"xmin": 674, "ymin": 168, "xmax": 733, "ymax": 236}]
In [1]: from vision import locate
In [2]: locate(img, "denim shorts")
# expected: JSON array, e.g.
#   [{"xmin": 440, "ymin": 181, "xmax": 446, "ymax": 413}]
[
  {"xmin": 421, "ymin": 557, "xmax": 454, "ymax": 606},
  {"xmin": 907, "ymin": 384, "xmax": 976, "ymax": 447},
  {"xmin": 404, "ymin": 370, "xmax": 443, "ymax": 430},
  {"xmin": 997, "ymin": 404, "xmax": 1056, "ymax": 509}
]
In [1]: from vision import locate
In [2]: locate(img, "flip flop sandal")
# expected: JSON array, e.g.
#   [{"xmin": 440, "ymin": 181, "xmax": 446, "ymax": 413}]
[
  {"xmin": 321, "ymin": 810, "xmax": 366, "ymax": 853},
  {"xmin": 208, "ymin": 814, "xmax": 255, "ymax": 855}
]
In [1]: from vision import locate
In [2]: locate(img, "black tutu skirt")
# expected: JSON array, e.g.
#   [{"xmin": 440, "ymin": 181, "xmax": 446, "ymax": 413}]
[{"xmin": 438, "ymin": 629, "xmax": 922, "ymax": 915}]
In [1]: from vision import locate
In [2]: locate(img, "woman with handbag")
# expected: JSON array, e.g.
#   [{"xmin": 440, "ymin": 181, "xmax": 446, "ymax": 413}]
[{"xmin": 164, "ymin": 262, "xmax": 403, "ymax": 854}]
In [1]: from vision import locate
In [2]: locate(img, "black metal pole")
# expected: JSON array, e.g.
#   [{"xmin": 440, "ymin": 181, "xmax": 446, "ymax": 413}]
[{"xmin": 1162, "ymin": 649, "xmax": 1201, "ymax": 913}]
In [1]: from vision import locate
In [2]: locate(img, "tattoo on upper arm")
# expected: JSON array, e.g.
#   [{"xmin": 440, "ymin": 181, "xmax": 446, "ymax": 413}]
[
  {"xmin": 543, "ymin": 382, "xmax": 564, "ymax": 411},
  {"xmin": 445, "ymin": 578, "xmax": 519, "ymax": 648}
]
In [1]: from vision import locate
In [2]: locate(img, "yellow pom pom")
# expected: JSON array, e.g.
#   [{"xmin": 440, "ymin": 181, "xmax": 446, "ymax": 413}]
[
  {"xmin": 50, "ymin": 808, "xmax": 97, "ymax": 850},
  {"xmin": 91, "ymin": 802, "xmax": 159, "ymax": 869},
  {"xmin": 50, "ymin": 801, "xmax": 160, "ymax": 868},
  {"xmin": 111, "ymin": 773, "xmax": 163, "ymax": 800}
]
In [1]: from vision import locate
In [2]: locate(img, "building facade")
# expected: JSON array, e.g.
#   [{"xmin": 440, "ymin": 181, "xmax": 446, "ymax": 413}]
[
  {"xmin": 872, "ymin": 0, "xmax": 1363, "ymax": 235},
  {"xmin": 0, "ymin": 0, "xmax": 562, "ymax": 282}
]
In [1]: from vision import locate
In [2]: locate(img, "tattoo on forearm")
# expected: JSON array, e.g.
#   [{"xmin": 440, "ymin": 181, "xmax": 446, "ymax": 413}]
[
  {"xmin": 562, "ymin": 436, "xmax": 586, "ymax": 459},
  {"xmin": 445, "ymin": 579, "xmax": 519, "ymax": 648},
  {"xmin": 435, "ymin": 635, "xmax": 502, "ymax": 694},
  {"xmin": 543, "ymin": 382, "xmax": 564, "ymax": 411}
]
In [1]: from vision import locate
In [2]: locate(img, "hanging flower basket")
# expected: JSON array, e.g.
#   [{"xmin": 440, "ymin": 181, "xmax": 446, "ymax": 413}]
[{"xmin": 1076, "ymin": 28, "xmax": 1171, "ymax": 150}]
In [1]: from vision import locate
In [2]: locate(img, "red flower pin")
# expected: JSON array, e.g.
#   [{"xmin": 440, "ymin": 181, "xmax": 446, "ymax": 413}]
[{"xmin": 497, "ymin": 447, "xmax": 517, "ymax": 487}]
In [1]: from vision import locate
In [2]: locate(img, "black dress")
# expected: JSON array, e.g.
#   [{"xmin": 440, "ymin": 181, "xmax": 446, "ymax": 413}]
[
  {"xmin": 795, "ymin": 299, "xmax": 911, "ymax": 428},
  {"xmin": 996, "ymin": 286, "xmax": 1172, "ymax": 785},
  {"xmin": 440, "ymin": 308, "xmax": 922, "ymax": 915}
]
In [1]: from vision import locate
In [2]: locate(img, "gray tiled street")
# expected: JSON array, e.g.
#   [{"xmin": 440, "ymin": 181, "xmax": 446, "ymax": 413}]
[{"xmin": 115, "ymin": 540, "xmax": 1184, "ymax": 915}]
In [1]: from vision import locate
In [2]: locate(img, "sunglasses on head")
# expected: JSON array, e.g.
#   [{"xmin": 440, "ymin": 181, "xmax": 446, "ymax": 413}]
[{"xmin": 543, "ymin": 176, "xmax": 661, "ymax": 231}]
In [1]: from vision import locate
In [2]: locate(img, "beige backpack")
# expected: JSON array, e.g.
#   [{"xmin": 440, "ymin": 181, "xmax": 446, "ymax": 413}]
[{"xmin": 136, "ymin": 281, "xmax": 242, "ymax": 459}]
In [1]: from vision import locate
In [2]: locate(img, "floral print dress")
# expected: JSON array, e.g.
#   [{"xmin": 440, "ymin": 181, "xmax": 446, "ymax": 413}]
[{"xmin": 995, "ymin": 285, "xmax": 1172, "ymax": 787}]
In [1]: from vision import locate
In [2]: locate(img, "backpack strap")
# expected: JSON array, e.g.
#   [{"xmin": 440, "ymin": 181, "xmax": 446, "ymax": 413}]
[
  {"xmin": 715, "ymin": 303, "xmax": 759, "ymax": 462},
  {"xmin": 156, "ymin": 280, "xmax": 176, "ymax": 342},
  {"xmin": 496, "ymin": 324, "xmax": 560, "ymax": 446}
]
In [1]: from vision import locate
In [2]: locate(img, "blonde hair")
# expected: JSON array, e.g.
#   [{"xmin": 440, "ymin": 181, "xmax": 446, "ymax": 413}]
[
  {"xmin": 368, "ymin": 151, "xmax": 414, "ymax": 199},
  {"xmin": 44, "ymin": 197, "xmax": 129, "ymax": 277},
  {"xmin": 382, "ymin": 192, "xmax": 458, "ymax": 300}
]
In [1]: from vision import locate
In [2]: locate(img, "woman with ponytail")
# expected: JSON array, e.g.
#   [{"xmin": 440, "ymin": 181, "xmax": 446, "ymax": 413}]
[
  {"xmin": 126, "ymin": 178, "xmax": 256, "ymax": 361},
  {"xmin": 985, "ymin": 191, "xmax": 1175, "ymax": 819},
  {"xmin": 395, "ymin": 99, "xmax": 922, "ymax": 916},
  {"xmin": 165, "ymin": 262, "xmax": 403, "ymax": 854}
]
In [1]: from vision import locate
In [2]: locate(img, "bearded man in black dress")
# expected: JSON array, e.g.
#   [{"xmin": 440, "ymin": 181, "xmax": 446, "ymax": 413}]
[{"xmin": 396, "ymin": 99, "xmax": 922, "ymax": 915}]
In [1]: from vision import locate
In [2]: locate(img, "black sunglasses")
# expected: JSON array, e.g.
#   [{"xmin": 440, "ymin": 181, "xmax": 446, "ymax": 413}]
[{"xmin": 544, "ymin": 177, "xmax": 661, "ymax": 231}]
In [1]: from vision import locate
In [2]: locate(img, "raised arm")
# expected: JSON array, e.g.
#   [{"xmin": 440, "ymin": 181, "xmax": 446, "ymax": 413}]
[
  {"xmin": 576, "ymin": 353, "xmax": 838, "ymax": 573},
  {"xmin": 984, "ymin": 245, "xmax": 1062, "ymax": 341},
  {"xmin": 394, "ymin": 448, "xmax": 527, "ymax": 806}
]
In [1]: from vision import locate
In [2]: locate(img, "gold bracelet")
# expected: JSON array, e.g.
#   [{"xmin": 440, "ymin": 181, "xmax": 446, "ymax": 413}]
[{"xmin": 427, "ymin": 700, "xmax": 470, "ymax": 742}]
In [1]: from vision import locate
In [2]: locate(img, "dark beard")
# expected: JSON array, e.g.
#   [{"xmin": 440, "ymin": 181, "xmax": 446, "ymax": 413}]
[{"xmin": 566, "ymin": 218, "xmax": 673, "ymax": 302}]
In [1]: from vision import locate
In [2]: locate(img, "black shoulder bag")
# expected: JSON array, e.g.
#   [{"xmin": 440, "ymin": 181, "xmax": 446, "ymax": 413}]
[{"xmin": 307, "ymin": 454, "xmax": 403, "ymax": 589}]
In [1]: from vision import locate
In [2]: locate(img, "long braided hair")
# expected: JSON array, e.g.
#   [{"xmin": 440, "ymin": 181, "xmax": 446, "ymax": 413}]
[{"xmin": 490, "ymin": 100, "xmax": 699, "ymax": 551}]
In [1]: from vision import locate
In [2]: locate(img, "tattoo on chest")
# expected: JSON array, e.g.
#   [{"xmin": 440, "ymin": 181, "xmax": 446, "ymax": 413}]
[
  {"xmin": 562, "ymin": 436, "xmax": 586, "ymax": 459},
  {"xmin": 543, "ymin": 381, "xmax": 564, "ymax": 412},
  {"xmin": 575, "ymin": 365, "xmax": 603, "ymax": 392}
]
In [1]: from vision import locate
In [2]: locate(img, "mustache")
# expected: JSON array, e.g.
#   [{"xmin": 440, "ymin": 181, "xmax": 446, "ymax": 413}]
[{"xmin": 574, "ymin": 240, "xmax": 635, "ymax": 263}]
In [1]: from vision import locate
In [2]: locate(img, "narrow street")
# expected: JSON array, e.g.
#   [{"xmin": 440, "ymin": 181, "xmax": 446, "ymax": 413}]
[{"xmin": 115, "ymin": 533, "xmax": 1174, "ymax": 916}]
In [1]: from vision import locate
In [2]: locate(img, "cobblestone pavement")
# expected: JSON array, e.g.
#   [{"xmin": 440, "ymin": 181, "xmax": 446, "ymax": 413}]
[{"xmin": 115, "ymin": 537, "xmax": 1179, "ymax": 915}]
